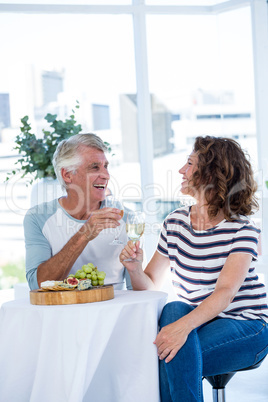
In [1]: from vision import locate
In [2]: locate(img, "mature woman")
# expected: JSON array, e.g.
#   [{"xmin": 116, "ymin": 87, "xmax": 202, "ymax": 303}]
[{"xmin": 120, "ymin": 136, "xmax": 268, "ymax": 402}]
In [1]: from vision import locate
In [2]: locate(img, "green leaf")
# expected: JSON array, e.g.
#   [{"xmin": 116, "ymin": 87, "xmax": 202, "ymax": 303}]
[{"xmin": 6, "ymin": 103, "xmax": 83, "ymax": 184}]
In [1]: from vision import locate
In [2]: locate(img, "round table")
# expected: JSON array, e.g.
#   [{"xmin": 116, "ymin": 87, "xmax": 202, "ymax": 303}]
[{"xmin": 0, "ymin": 290, "xmax": 167, "ymax": 402}]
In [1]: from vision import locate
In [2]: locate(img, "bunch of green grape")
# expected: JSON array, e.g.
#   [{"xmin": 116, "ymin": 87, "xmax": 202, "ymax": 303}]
[{"xmin": 73, "ymin": 263, "xmax": 106, "ymax": 286}]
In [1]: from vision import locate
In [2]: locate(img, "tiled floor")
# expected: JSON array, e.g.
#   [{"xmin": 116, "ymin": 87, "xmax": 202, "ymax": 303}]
[{"xmin": 203, "ymin": 354, "xmax": 268, "ymax": 402}]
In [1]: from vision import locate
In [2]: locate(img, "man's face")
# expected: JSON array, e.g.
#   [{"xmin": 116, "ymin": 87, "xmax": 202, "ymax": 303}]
[{"xmin": 67, "ymin": 146, "xmax": 110, "ymax": 205}]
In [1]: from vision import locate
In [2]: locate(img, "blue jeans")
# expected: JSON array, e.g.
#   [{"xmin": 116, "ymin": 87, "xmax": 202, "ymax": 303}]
[{"xmin": 159, "ymin": 301, "xmax": 268, "ymax": 402}]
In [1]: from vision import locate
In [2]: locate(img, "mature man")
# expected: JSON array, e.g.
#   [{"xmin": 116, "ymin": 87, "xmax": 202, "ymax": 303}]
[{"xmin": 24, "ymin": 133, "xmax": 130, "ymax": 290}]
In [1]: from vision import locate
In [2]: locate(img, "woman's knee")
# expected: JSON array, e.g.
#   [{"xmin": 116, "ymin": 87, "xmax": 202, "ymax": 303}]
[{"xmin": 159, "ymin": 301, "xmax": 194, "ymax": 328}]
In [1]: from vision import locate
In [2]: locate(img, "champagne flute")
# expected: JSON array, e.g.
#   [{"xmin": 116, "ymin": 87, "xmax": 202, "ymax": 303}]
[
  {"xmin": 104, "ymin": 195, "xmax": 124, "ymax": 245},
  {"xmin": 125, "ymin": 211, "xmax": 145, "ymax": 262}
]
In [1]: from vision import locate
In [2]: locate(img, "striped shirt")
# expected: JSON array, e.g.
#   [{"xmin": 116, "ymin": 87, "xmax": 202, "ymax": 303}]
[{"xmin": 157, "ymin": 206, "xmax": 268, "ymax": 322}]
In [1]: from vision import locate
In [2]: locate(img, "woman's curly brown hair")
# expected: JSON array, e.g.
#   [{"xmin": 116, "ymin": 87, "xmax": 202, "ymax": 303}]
[{"xmin": 191, "ymin": 136, "xmax": 259, "ymax": 221}]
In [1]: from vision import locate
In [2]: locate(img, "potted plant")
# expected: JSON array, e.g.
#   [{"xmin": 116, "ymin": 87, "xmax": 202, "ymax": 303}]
[
  {"xmin": 6, "ymin": 101, "xmax": 82, "ymax": 185},
  {"xmin": 6, "ymin": 101, "xmax": 112, "ymax": 206}
]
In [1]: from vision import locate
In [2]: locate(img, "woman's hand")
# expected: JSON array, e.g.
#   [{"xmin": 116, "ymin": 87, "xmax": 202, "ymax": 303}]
[
  {"xmin": 119, "ymin": 240, "xmax": 143, "ymax": 270},
  {"xmin": 154, "ymin": 320, "xmax": 190, "ymax": 363}
]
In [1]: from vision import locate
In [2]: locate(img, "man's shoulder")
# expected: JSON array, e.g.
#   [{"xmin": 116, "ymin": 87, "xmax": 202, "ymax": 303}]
[{"xmin": 24, "ymin": 199, "xmax": 59, "ymax": 226}]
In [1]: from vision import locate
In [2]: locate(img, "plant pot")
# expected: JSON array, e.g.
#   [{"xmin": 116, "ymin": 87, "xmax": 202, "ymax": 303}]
[{"xmin": 30, "ymin": 177, "xmax": 66, "ymax": 207}]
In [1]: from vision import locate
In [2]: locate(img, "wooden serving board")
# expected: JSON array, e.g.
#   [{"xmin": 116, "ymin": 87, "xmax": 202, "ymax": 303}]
[{"xmin": 30, "ymin": 285, "xmax": 114, "ymax": 306}]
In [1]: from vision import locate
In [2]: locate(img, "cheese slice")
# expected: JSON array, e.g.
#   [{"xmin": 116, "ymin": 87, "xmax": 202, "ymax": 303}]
[{"xmin": 78, "ymin": 279, "xmax": 92, "ymax": 290}]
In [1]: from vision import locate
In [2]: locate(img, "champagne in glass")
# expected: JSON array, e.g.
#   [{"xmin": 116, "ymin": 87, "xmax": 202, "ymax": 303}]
[
  {"xmin": 126, "ymin": 222, "xmax": 145, "ymax": 242},
  {"xmin": 104, "ymin": 195, "xmax": 124, "ymax": 245},
  {"xmin": 125, "ymin": 211, "xmax": 145, "ymax": 261}
]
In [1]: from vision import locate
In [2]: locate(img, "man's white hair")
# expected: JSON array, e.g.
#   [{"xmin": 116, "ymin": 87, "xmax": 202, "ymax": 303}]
[{"xmin": 52, "ymin": 133, "xmax": 108, "ymax": 190}]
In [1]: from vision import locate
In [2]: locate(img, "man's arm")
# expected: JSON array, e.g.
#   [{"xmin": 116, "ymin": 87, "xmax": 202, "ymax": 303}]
[
  {"xmin": 25, "ymin": 207, "xmax": 121, "ymax": 289},
  {"xmin": 36, "ymin": 227, "xmax": 92, "ymax": 286}
]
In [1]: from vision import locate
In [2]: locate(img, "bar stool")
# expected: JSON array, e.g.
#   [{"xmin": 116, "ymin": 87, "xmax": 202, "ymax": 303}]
[{"xmin": 203, "ymin": 356, "xmax": 266, "ymax": 402}]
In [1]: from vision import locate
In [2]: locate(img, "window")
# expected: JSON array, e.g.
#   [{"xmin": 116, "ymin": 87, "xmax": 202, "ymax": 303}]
[
  {"xmin": 0, "ymin": 1, "xmax": 267, "ymax": 281},
  {"xmin": 146, "ymin": 7, "xmax": 257, "ymax": 208},
  {"xmin": 0, "ymin": 12, "xmax": 136, "ymax": 266}
]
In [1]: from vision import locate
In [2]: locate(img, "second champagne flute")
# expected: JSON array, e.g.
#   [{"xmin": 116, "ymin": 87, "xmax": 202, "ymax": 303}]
[{"xmin": 125, "ymin": 211, "xmax": 145, "ymax": 262}]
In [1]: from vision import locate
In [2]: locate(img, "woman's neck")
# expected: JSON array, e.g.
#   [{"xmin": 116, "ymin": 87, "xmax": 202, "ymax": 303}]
[{"xmin": 190, "ymin": 204, "xmax": 224, "ymax": 231}]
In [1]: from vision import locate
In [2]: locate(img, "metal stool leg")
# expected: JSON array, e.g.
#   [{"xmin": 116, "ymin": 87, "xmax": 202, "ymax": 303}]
[
  {"xmin": 213, "ymin": 387, "xmax": 225, "ymax": 402},
  {"xmin": 204, "ymin": 373, "xmax": 234, "ymax": 402}
]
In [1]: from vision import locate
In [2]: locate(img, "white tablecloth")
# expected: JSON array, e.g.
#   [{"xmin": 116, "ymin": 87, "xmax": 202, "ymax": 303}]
[{"xmin": 0, "ymin": 290, "xmax": 167, "ymax": 402}]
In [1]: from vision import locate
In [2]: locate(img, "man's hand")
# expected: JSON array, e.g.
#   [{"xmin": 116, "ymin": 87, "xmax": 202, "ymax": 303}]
[
  {"xmin": 154, "ymin": 320, "xmax": 190, "ymax": 363},
  {"xmin": 81, "ymin": 207, "xmax": 122, "ymax": 241}
]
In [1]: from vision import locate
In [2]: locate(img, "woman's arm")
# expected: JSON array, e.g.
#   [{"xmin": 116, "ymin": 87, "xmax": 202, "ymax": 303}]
[
  {"xmin": 120, "ymin": 241, "xmax": 170, "ymax": 290},
  {"xmin": 155, "ymin": 252, "xmax": 252, "ymax": 363}
]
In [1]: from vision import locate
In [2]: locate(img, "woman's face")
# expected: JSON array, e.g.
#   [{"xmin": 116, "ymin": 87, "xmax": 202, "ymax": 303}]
[{"xmin": 179, "ymin": 151, "xmax": 198, "ymax": 196}]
